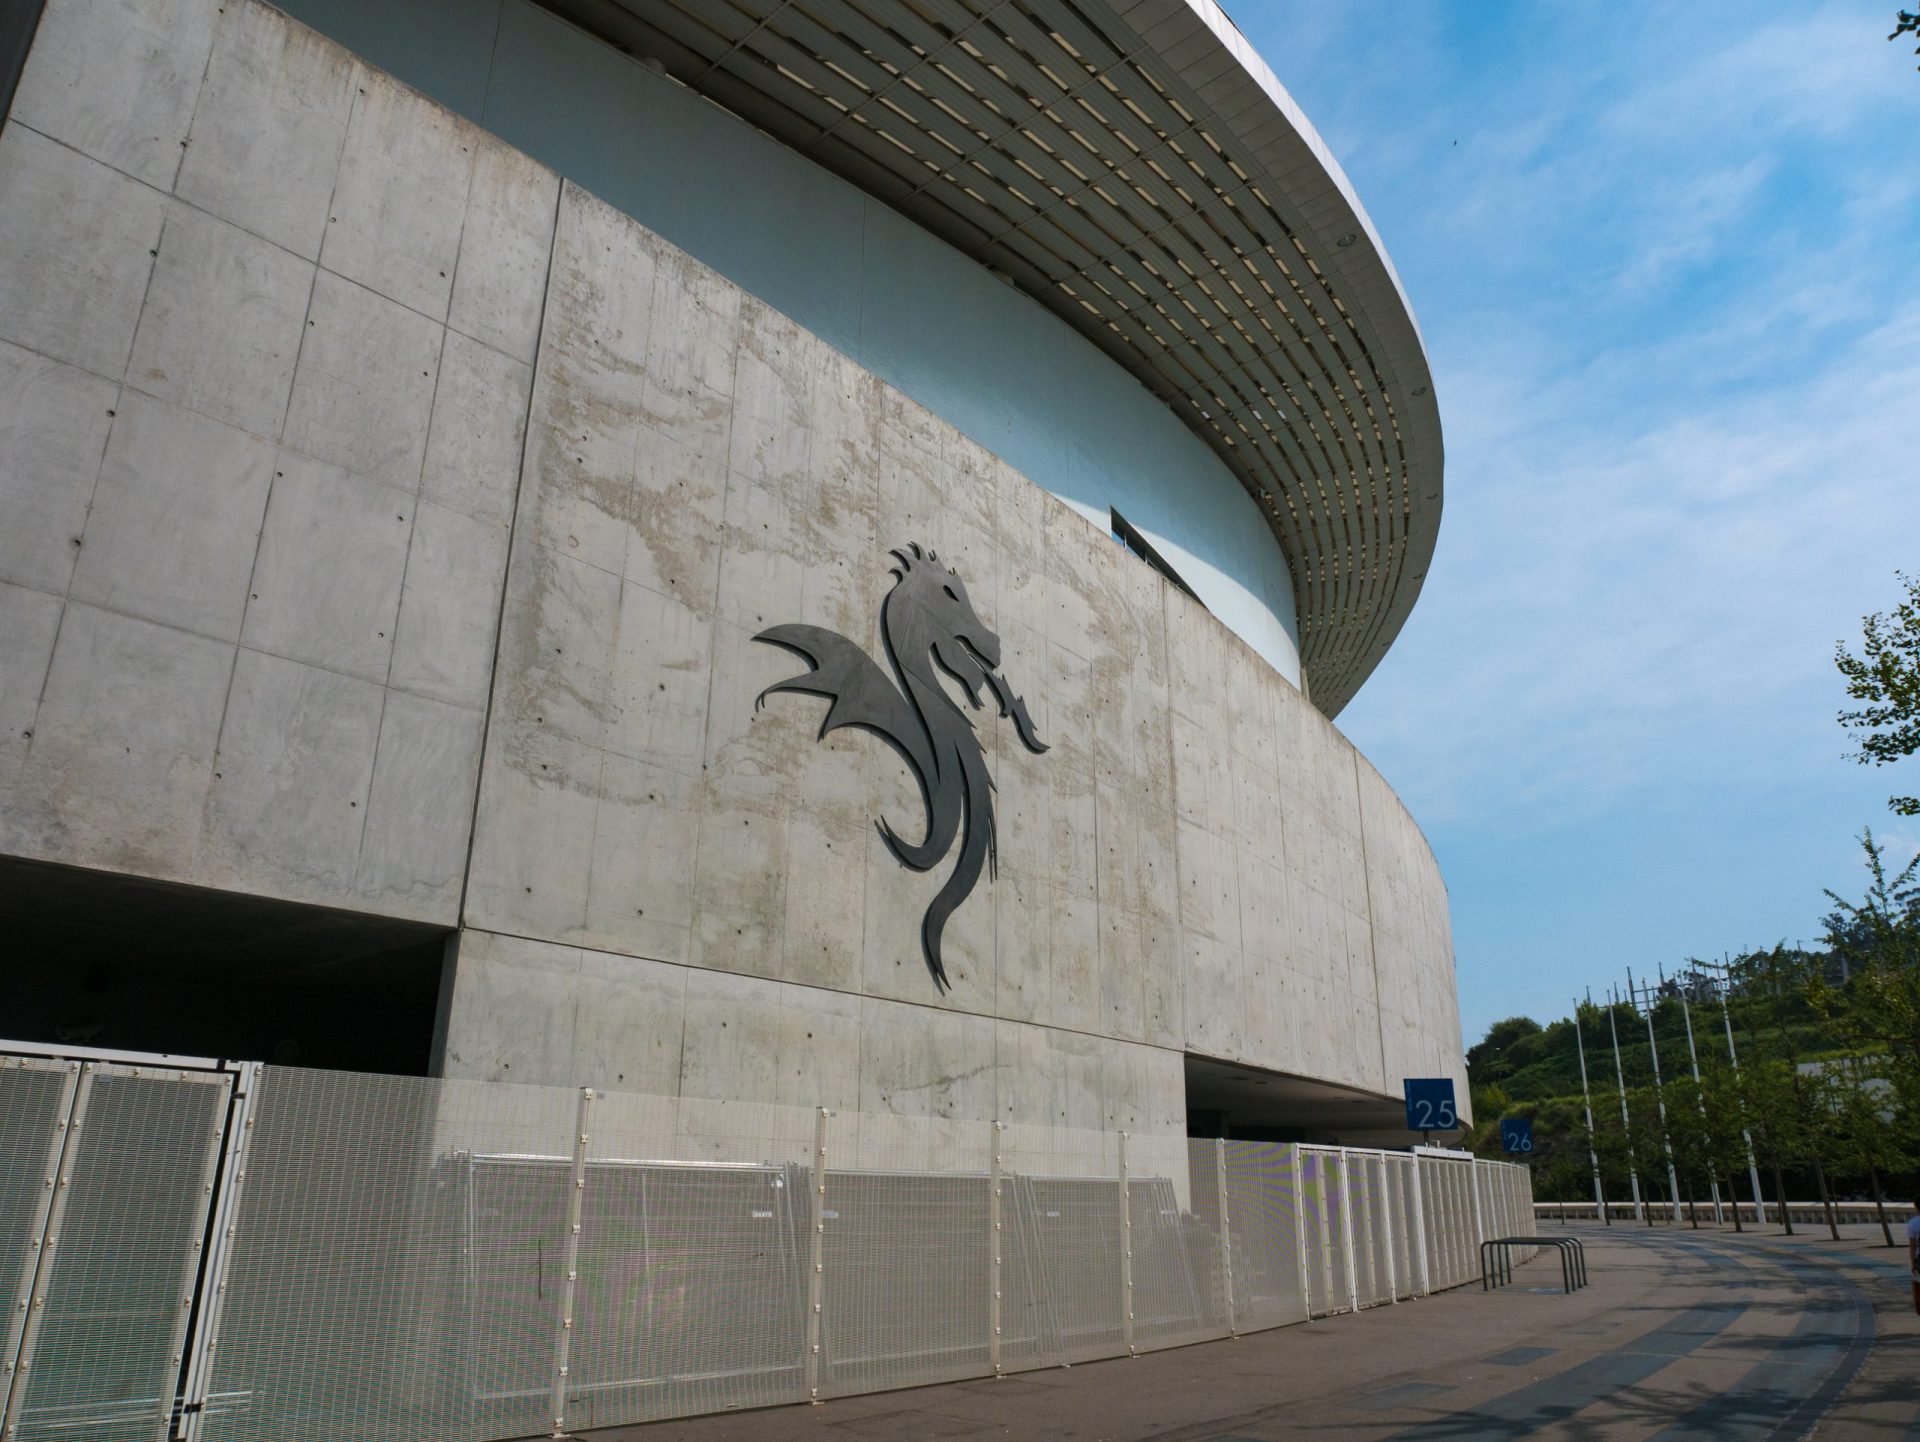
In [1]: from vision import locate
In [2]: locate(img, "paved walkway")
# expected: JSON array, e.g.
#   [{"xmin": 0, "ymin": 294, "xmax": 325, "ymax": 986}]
[{"xmin": 573, "ymin": 1221, "xmax": 1920, "ymax": 1441}]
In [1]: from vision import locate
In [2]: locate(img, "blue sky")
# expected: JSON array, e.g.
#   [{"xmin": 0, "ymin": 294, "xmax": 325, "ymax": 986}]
[{"xmin": 1232, "ymin": 2, "xmax": 1920, "ymax": 1046}]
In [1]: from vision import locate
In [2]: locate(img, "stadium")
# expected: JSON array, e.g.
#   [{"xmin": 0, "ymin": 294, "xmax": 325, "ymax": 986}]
[{"xmin": 0, "ymin": 1, "xmax": 1521, "ymax": 1437}]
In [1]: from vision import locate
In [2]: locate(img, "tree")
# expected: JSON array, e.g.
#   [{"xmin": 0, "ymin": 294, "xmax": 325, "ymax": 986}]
[
  {"xmin": 1826, "ymin": 1054, "xmax": 1912, "ymax": 1247},
  {"xmin": 1836, "ymin": 572, "xmax": 1920, "ymax": 815},
  {"xmin": 1896, "ymin": 10, "xmax": 1920, "ymax": 69},
  {"xmin": 1810, "ymin": 831, "xmax": 1920, "ymax": 1099}
]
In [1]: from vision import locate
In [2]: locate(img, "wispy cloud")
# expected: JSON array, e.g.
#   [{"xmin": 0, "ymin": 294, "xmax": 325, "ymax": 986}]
[{"xmin": 1240, "ymin": 0, "xmax": 1920, "ymax": 1033}]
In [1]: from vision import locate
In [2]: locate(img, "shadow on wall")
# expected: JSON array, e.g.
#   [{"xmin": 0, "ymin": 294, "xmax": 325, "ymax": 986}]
[{"xmin": 270, "ymin": 0, "xmax": 1305, "ymax": 685}]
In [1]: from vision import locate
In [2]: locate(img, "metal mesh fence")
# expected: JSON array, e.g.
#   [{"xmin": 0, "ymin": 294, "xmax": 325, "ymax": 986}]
[
  {"xmin": 0, "ymin": 1059, "xmax": 79, "ymax": 1433},
  {"xmin": 201, "ymin": 1068, "xmax": 579, "ymax": 1442},
  {"xmin": 1218, "ymin": 1140, "xmax": 1304, "ymax": 1331},
  {"xmin": 10, "ymin": 1066, "xmax": 230, "ymax": 1442},
  {"xmin": 0, "ymin": 1048, "xmax": 1528, "ymax": 1440}
]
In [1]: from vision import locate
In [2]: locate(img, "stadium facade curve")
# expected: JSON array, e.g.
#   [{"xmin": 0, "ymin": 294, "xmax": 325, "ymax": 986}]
[{"xmin": 0, "ymin": 0, "xmax": 1464, "ymax": 1154}]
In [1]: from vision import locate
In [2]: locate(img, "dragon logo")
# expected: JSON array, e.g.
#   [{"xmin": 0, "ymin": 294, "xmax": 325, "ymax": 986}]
[{"xmin": 754, "ymin": 544, "xmax": 1048, "ymax": 992}]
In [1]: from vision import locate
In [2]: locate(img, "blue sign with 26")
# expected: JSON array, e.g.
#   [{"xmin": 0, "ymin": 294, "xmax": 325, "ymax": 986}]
[
  {"xmin": 1500, "ymin": 1117, "xmax": 1533, "ymax": 1154},
  {"xmin": 1403, "ymin": 1078, "xmax": 1458, "ymax": 1133}
]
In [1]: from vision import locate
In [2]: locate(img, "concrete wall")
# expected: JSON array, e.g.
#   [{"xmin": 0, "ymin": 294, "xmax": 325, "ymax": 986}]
[
  {"xmin": 0, "ymin": 0, "xmax": 1467, "ymax": 1138},
  {"xmin": 266, "ymin": 0, "xmax": 1307, "ymax": 689}
]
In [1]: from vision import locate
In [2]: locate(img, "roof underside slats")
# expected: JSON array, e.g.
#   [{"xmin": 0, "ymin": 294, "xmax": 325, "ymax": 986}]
[{"xmin": 540, "ymin": 0, "xmax": 1444, "ymax": 716}]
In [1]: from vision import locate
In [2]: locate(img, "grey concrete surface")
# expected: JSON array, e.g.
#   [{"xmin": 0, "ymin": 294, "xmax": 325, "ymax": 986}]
[
  {"xmin": 558, "ymin": 1223, "xmax": 1918, "ymax": 1442},
  {"xmin": 0, "ymin": 0, "xmax": 1466, "ymax": 1140}
]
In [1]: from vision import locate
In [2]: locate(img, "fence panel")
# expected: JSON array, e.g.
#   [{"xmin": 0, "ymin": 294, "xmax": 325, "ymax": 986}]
[
  {"xmin": 568, "ymin": 1093, "xmax": 817, "ymax": 1425},
  {"xmin": 1219, "ymin": 1141, "xmax": 1304, "ymax": 1331},
  {"xmin": 0, "ymin": 1059, "xmax": 83, "ymax": 1433},
  {"xmin": 821, "ymin": 1112, "xmax": 990, "ymax": 1400},
  {"xmin": 7, "ymin": 1065, "xmax": 230, "ymax": 1442},
  {"xmin": 201, "ymin": 1068, "xmax": 578, "ymax": 1442}
]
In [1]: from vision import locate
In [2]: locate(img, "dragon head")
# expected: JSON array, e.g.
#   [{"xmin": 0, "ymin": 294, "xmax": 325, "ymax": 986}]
[{"xmin": 886, "ymin": 544, "xmax": 1047, "ymax": 753}]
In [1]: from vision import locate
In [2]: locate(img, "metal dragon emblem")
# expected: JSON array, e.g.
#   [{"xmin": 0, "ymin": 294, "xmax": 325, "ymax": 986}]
[{"xmin": 754, "ymin": 544, "xmax": 1048, "ymax": 992}]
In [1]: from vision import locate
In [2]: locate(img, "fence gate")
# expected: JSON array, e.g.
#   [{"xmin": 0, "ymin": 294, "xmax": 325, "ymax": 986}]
[{"xmin": 0, "ymin": 1045, "xmax": 250, "ymax": 1442}]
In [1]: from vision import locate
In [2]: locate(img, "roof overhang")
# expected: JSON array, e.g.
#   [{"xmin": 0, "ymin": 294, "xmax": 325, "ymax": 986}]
[{"xmin": 539, "ymin": 0, "xmax": 1443, "ymax": 715}]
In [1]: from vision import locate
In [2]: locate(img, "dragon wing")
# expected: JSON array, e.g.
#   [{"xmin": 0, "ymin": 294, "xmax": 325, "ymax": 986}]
[{"xmin": 753, "ymin": 623, "xmax": 936, "ymax": 789}]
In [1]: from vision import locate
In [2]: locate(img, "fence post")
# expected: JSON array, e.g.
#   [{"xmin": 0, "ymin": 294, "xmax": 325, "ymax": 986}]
[
  {"xmin": 1118, "ymin": 1131, "xmax": 1134, "ymax": 1356},
  {"xmin": 1410, "ymin": 1154, "xmax": 1431, "ymax": 1297},
  {"xmin": 180, "ymin": 1063, "xmax": 261, "ymax": 1442},
  {"xmin": 551, "ymin": 1087, "xmax": 592, "ymax": 1439},
  {"xmin": 1338, "ymin": 1152, "xmax": 1359, "ymax": 1312},
  {"xmin": 806, "ymin": 1107, "xmax": 830, "ymax": 1403},
  {"xmin": 1380, "ymin": 1158, "xmax": 1397, "ymax": 1303},
  {"xmin": 1292, "ymin": 1146, "xmax": 1310, "ymax": 1321},
  {"xmin": 1214, "ymin": 1139, "xmax": 1236, "ymax": 1336},
  {"xmin": 990, "ymin": 1122, "xmax": 1003, "ymax": 1377}
]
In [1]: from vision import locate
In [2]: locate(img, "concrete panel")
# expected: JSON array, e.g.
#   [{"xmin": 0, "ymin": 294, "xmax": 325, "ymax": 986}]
[
  {"xmin": 994, "ymin": 1018, "xmax": 1104, "ymax": 1130},
  {"xmin": 281, "ymin": 269, "xmax": 441, "ymax": 486},
  {"xmin": 419, "ymin": 329, "xmax": 532, "ymax": 525},
  {"xmin": 858, "ymin": 999, "xmax": 995, "ymax": 1121},
  {"xmin": 0, "ymin": 583, "xmax": 64, "ymax": 782},
  {"xmin": 388, "ymin": 498, "xmax": 511, "ymax": 709},
  {"xmin": 448, "ymin": 136, "xmax": 559, "ymax": 364},
  {"xmin": 438, "ymin": 930, "xmax": 585, "ymax": 1086},
  {"xmin": 0, "ymin": 123, "xmax": 164, "ymax": 378},
  {"xmin": 321, "ymin": 69, "xmax": 475, "ymax": 319},
  {"xmin": 690, "ymin": 802, "xmax": 789, "ymax": 980},
  {"xmin": 9, "ymin": 0, "xmax": 217, "ymax": 188},
  {"xmin": 576, "ymin": 754, "xmax": 694, "ymax": 964},
  {"xmin": 465, "ymin": 714, "xmax": 600, "ymax": 936},
  {"xmin": 679, "ymin": 967, "xmax": 862, "ymax": 1110},
  {"xmin": 176, "ymin": 1, "xmax": 358, "ymax": 259},
  {"xmin": 780, "ymin": 811, "xmax": 865, "ymax": 994},
  {"xmin": 637, "ymin": 246, "xmax": 739, "ymax": 459},
  {"xmin": 68, "ymin": 392, "xmax": 273, "ymax": 641},
  {"xmin": 199, "ymin": 648, "xmax": 383, "ymax": 902},
  {"xmin": 241, "ymin": 455, "xmax": 412, "ymax": 683},
  {"xmin": 626, "ymin": 420, "xmax": 726, "ymax": 615},
  {"xmin": 352, "ymin": 689, "xmax": 483, "ymax": 920},
  {"xmin": 604, "ymin": 579, "xmax": 711, "ymax": 775},
  {"xmin": 571, "ymin": 944, "xmax": 689, "ymax": 1094},
  {"xmin": 518, "ymin": 342, "xmax": 639, "ymax": 579},
  {"xmin": 727, "ymin": 297, "xmax": 813, "ymax": 491},
  {"xmin": 125, "ymin": 203, "xmax": 313, "ymax": 437},
  {"xmin": 0, "ymin": 340, "xmax": 116, "ymax": 595},
  {"xmin": 4, "ymin": 604, "xmax": 232, "ymax": 875}
]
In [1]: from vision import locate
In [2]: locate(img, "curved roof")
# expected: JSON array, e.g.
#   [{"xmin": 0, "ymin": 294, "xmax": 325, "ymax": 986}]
[{"xmin": 551, "ymin": 0, "xmax": 1442, "ymax": 715}]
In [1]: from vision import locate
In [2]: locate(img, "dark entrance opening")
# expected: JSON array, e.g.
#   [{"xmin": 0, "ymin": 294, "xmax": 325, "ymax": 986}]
[
  {"xmin": 1185, "ymin": 1055, "xmax": 1417, "ymax": 1146},
  {"xmin": 0, "ymin": 856, "xmax": 450, "ymax": 1074}
]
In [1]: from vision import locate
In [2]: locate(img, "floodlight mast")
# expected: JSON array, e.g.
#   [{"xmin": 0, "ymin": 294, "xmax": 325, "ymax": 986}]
[
  {"xmin": 1631, "ymin": 966, "xmax": 1683, "ymax": 1223},
  {"xmin": 1712, "ymin": 958, "xmax": 1768, "ymax": 1225},
  {"xmin": 1606, "ymin": 984, "xmax": 1646, "ymax": 1224},
  {"xmin": 1573, "ymin": 995, "xmax": 1609, "ymax": 1223},
  {"xmin": 1674, "ymin": 969, "xmax": 1725, "ymax": 1225}
]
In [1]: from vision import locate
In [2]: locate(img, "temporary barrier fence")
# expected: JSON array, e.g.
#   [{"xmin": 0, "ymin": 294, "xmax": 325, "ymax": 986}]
[{"xmin": 0, "ymin": 1052, "xmax": 1532, "ymax": 1442}]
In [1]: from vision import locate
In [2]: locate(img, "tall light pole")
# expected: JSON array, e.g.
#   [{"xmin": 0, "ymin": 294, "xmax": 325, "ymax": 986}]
[
  {"xmin": 1607, "ymin": 984, "xmax": 1645, "ymax": 1224},
  {"xmin": 1631, "ymin": 966, "xmax": 1683, "ymax": 1224},
  {"xmin": 1573, "ymin": 995, "xmax": 1609, "ymax": 1223},
  {"xmin": 1676, "ymin": 974, "xmax": 1724, "ymax": 1225},
  {"xmin": 1715, "ymin": 959, "xmax": 1767, "ymax": 1225}
]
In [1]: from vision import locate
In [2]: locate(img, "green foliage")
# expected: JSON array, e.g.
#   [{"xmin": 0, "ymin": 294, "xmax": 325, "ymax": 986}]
[
  {"xmin": 1896, "ymin": 10, "xmax": 1920, "ymax": 70},
  {"xmin": 1835, "ymin": 571, "xmax": 1920, "ymax": 815},
  {"xmin": 1466, "ymin": 832, "xmax": 1920, "ymax": 1213}
]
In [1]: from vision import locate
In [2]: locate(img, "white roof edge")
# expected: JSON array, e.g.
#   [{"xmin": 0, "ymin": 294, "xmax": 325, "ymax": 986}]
[{"xmin": 1184, "ymin": 0, "xmax": 1427, "ymax": 357}]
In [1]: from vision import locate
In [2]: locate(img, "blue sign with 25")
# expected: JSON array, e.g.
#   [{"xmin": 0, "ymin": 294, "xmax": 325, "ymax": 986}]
[{"xmin": 1403, "ymin": 1078, "xmax": 1458, "ymax": 1133}]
